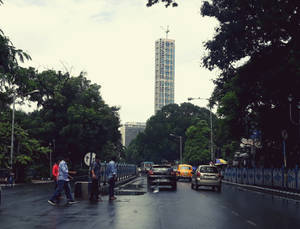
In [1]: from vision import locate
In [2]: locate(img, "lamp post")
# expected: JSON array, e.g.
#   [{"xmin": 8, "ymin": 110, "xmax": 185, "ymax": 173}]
[
  {"xmin": 187, "ymin": 97, "xmax": 214, "ymax": 162},
  {"xmin": 170, "ymin": 134, "xmax": 182, "ymax": 164},
  {"xmin": 288, "ymin": 94, "xmax": 300, "ymax": 138},
  {"xmin": 10, "ymin": 89, "xmax": 39, "ymax": 169}
]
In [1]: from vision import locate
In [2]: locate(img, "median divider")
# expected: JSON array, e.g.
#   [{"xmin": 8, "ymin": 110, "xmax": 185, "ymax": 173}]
[
  {"xmin": 74, "ymin": 163, "xmax": 137, "ymax": 199},
  {"xmin": 74, "ymin": 175, "xmax": 137, "ymax": 199}
]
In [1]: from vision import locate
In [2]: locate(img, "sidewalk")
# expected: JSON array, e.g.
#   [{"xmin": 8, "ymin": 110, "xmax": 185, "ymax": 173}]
[{"xmin": 223, "ymin": 180, "xmax": 300, "ymax": 201}]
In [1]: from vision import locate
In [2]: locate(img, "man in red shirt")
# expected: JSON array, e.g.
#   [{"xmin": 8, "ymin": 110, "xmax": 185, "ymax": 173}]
[{"xmin": 52, "ymin": 159, "xmax": 60, "ymax": 190}]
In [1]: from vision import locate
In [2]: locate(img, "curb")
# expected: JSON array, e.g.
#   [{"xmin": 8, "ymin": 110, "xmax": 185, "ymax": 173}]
[{"xmin": 223, "ymin": 180, "xmax": 300, "ymax": 200}]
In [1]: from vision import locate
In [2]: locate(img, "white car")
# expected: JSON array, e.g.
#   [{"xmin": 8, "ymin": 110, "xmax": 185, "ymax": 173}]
[{"xmin": 191, "ymin": 165, "xmax": 222, "ymax": 192}]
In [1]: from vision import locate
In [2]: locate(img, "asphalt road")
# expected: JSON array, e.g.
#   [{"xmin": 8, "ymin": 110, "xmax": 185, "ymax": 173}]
[{"xmin": 1, "ymin": 176, "xmax": 300, "ymax": 229}]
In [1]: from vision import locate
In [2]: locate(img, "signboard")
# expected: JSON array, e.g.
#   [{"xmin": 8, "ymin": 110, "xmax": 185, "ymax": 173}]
[{"xmin": 84, "ymin": 153, "xmax": 96, "ymax": 167}]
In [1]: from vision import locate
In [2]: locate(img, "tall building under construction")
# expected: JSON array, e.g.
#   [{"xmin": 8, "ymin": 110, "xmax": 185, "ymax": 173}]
[{"xmin": 154, "ymin": 37, "xmax": 175, "ymax": 113}]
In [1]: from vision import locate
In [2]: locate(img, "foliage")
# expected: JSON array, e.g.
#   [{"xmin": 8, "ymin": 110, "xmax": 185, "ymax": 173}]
[
  {"xmin": 125, "ymin": 103, "xmax": 217, "ymax": 164},
  {"xmin": 201, "ymin": 0, "xmax": 300, "ymax": 167},
  {"xmin": 184, "ymin": 120, "xmax": 211, "ymax": 165},
  {"xmin": 146, "ymin": 0, "xmax": 178, "ymax": 8},
  {"xmin": 20, "ymin": 70, "xmax": 122, "ymax": 164}
]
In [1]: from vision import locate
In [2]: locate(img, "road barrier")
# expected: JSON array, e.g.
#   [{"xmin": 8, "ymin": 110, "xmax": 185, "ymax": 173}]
[
  {"xmin": 74, "ymin": 163, "xmax": 137, "ymax": 199},
  {"xmin": 224, "ymin": 166, "xmax": 300, "ymax": 191}
]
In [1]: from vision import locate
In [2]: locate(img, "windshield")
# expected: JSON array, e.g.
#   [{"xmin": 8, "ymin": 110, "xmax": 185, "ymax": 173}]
[
  {"xmin": 199, "ymin": 166, "xmax": 218, "ymax": 173},
  {"xmin": 179, "ymin": 166, "xmax": 191, "ymax": 170}
]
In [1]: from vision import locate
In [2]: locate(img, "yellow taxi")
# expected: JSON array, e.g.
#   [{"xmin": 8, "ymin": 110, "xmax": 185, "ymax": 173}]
[{"xmin": 176, "ymin": 164, "xmax": 193, "ymax": 181}]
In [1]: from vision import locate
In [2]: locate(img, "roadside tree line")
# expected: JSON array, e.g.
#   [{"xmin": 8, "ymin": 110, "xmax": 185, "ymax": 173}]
[
  {"xmin": 144, "ymin": 0, "xmax": 300, "ymax": 168},
  {"xmin": 0, "ymin": 22, "xmax": 122, "ymax": 181}
]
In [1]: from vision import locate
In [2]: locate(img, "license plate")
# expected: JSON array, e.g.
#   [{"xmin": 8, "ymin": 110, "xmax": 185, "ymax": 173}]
[{"xmin": 155, "ymin": 179, "xmax": 169, "ymax": 182}]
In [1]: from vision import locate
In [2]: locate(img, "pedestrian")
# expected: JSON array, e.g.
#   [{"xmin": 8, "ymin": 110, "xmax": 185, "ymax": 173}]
[
  {"xmin": 48, "ymin": 156, "xmax": 77, "ymax": 206},
  {"xmin": 90, "ymin": 155, "xmax": 102, "ymax": 202},
  {"xmin": 52, "ymin": 159, "xmax": 60, "ymax": 190},
  {"xmin": 106, "ymin": 155, "xmax": 117, "ymax": 201},
  {"xmin": 8, "ymin": 170, "xmax": 14, "ymax": 187}
]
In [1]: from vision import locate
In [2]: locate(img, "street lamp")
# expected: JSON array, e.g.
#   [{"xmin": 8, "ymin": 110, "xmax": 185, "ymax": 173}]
[
  {"xmin": 187, "ymin": 97, "xmax": 214, "ymax": 162},
  {"xmin": 170, "ymin": 134, "xmax": 183, "ymax": 164},
  {"xmin": 10, "ymin": 89, "xmax": 39, "ymax": 169},
  {"xmin": 288, "ymin": 94, "xmax": 300, "ymax": 137}
]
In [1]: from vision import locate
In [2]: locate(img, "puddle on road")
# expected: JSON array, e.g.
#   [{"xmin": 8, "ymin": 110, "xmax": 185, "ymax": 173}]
[{"xmin": 116, "ymin": 182, "xmax": 146, "ymax": 196}]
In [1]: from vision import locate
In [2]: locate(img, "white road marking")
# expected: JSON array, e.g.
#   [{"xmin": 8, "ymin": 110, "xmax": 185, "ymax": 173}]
[
  {"xmin": 246, "ymin": 220, "xmax": 257, "ymax": 227},
  {"xmin": 231, "ymin": 211, "xmax": 239, "ymax": 216}
]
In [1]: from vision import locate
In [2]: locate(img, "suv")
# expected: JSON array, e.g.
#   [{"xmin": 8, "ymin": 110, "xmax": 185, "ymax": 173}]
[
  {"xmin": 191, "ymin": 165, "xmax": 222, "ymax": 192},
  {"xmin": 147, "ymin": 164, "xmax": 177, "ymax": 190}
]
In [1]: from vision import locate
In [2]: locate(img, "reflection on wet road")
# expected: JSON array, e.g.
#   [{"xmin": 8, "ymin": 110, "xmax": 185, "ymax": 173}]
[{"xmin": 0, "ymin": 176, "xmax": 300, "ymax": 229}]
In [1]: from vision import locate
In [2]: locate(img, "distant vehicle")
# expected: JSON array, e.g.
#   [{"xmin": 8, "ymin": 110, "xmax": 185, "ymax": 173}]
[
  {"xmin": 0, "ymin": 169, "xmax": 9, "ymax": 184},
  {"xmin": 140, "ymin": 161, "xmax": 154, "ymax": 173},
  {"xmin": 191, "ymin": 165, "xmax": 222, "ymax": 192},
  {"xmin": 147, "ymin": 164, "xmax": 177, "ymax": 190},
  {"xmin": 176, "ymin": 164, "xmax": 193, "ymax": 181}
]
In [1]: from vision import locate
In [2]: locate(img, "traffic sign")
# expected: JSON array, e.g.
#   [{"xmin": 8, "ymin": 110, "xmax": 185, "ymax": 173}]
[{"xmin": 84, "ymin": 153, "xmax": 96, "ymax": 166}]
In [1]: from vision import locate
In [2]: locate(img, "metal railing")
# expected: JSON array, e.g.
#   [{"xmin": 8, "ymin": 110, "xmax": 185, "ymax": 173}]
[{"xmin": 223, "ymin": 166, "xmax": 300, "ymax": 191}]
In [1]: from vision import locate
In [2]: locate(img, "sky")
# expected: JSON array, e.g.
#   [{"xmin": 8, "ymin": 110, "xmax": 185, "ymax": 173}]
[{"xmin": 0, "ymin": 0, "xmax": 219, "ymax": 124}]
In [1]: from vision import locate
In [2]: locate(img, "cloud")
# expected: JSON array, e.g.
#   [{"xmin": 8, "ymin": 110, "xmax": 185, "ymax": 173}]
[{"xmin": 0, "ymin": 0, "xmax": 219, "ymax": 123}]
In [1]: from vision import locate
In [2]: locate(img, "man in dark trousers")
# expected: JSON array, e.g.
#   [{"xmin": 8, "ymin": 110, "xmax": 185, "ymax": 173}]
[
  {"xmin": 106, "ymin": 155, "xmax": 117, "ymax": 201},
  {"xmin": 90, "ymin": 156, "xmax": 102, "ymax": 201},
  {"xmin": 48, "ymin": 156, "xmax": 77, "ymax": 206}
]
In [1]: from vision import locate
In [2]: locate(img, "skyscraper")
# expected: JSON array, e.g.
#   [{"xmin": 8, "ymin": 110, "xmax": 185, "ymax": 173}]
[{"xmin": 154, "ymin": 38, "xmax": 175, "ymax": 113}]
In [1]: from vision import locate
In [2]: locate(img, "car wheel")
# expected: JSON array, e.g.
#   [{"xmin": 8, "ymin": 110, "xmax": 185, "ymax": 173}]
[
  {"xmin": 191, "ymin": 182, "xmax": 194, "ymax": 189},
  {"xmin": 172, "ymin": 183, "xmax": 177, "ymax": 191}
]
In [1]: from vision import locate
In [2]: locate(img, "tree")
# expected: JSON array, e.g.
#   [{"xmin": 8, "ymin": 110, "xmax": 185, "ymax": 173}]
[
  {"xmin": 146, "ymin": 0, "xmax": 178, "ymax": 8},
  {"xmin": 125, "ymin": 103, "xmax": 217, "ymax": 163},
  {"xmin": 184, "ymin": 120, "xmax": 211, "ymax": 165},
  {"xmin": 200, "ymin": 0, "xmax": 300, "ymax": 167},
  {"xmin": 23, "ymin": 70, "xmax": 121, "ymax": 165}
]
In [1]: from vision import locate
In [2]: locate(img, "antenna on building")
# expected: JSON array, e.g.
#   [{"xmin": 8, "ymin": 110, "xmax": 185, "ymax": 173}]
[{"xmin": 160, "ymin": 25, "xmax": 170, "ymax": 39}]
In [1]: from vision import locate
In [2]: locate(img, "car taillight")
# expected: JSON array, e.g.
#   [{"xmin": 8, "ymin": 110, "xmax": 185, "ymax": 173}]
[
  {"xmin": 148, "ymin": 170, "xmax": 153, "ymax": 175},
  {"xmin": 197, "ymin": 171, "xmax": 201, "ymax": 177}
]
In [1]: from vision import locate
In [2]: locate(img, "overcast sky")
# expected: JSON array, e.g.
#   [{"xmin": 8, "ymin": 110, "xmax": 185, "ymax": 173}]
[{"xmin": 0, "ymin": 0, "xmax": 219, "ymax": 124}]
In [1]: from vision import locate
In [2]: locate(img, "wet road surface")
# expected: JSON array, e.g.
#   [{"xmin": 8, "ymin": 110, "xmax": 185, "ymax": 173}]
[{"xmin": 1, "ymin": 176, "xmax": 300, "ymax": 229}]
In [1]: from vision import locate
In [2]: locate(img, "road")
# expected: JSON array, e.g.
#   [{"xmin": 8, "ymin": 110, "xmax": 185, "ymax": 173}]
[{"xmin": 0, "ymin": 176, "xmax": 300, "ymax": 229}]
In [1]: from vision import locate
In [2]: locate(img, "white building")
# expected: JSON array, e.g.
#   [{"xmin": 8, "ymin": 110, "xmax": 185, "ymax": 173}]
[
  {"xmin": 121, "ymin": 122, "xmax": 146, "ymax": 147},
  {"xmin": 154, "ymin": 38, "xmax": 175, "ymax": 113}
]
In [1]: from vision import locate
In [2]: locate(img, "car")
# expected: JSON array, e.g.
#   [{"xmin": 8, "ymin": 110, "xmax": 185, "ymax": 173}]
[
  {"xmin": 147, "ymin": 164, "xmax": 177, "ymax": 190},
  {"xmin": 176, "ymin": 164, "xmax": 193, "ymax": 181},
  {"xmin": 0, "ymin": 169, "xmax": 9, "ymax": 184},
  {"xmin": 191, "ymin": 165, "xmax": 222, "ymax": 192}
]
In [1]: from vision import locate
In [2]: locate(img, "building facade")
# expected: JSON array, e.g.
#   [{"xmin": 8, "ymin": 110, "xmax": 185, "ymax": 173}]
[
  {"xmin": 154, "ymin": 38, "xmax": 175, "ymax": 113},
  {"xmin": 121, "ymin": 122, "xmax": 146, "ymax": 147}
]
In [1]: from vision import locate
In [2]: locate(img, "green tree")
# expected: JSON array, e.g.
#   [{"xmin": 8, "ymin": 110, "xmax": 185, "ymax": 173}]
[
  {"xmin": 184, "ymin": 120, "xmax": 211, "ymax": 165},
  {"xmin": 200, "ymin": 0, "xmax": 300, "ymax": 167},
  {"xmin": 24, "ymin": 70, "xmax": 121, "ymax": 165},
  {"xmin": 126, "ymin": 103, "xmax": 217, "ymax": 163}
]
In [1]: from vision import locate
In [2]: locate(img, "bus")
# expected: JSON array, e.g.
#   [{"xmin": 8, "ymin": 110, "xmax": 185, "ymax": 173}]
[{"xmin": 140, "ymin": 161, "xmax": 154, "ymax": 173}]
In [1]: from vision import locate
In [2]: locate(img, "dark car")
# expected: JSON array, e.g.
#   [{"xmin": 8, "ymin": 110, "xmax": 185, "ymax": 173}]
[
  {"xmin": 0, "ymin": 169, "xmax": 9, "ymax": 184},
  {"xmin": 147, "ymin": 164, "xmax": 177, "ymax": 190}
]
